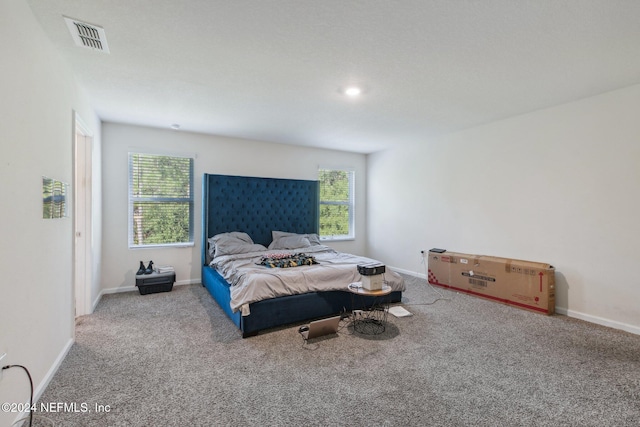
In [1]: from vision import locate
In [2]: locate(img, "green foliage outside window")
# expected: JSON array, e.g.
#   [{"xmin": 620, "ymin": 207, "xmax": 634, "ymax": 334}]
[
  {"xmin": 319, "ymin": 169, "xmax": 353, "ymax": 238},
  {"xmin": 129, "ymin": 154, "xmax": 193, "ymax": 246},
  {"xmin": 132, "ymin": 202, "xmax": 190, "ymax": 245}
]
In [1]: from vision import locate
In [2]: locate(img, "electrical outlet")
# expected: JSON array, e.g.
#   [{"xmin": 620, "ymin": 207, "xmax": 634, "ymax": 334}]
[{"xmin": 0, "ymin": 353, "xmax": 6, "ymax": 382}]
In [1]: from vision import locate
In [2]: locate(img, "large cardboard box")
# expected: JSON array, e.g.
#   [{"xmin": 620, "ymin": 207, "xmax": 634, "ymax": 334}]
[{"xmin": 427, "ymin": 250, "xmax": 555, "ymax": 315}]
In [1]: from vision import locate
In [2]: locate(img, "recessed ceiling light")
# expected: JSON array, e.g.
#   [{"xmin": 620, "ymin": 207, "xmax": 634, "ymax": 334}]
[
  {"xmin": 170, "ymin": 124, "xmax": 180, "ymax": 130},
  {"xmin": 344, "ymin": 86, "xmax": 362, "ymax": 97}
]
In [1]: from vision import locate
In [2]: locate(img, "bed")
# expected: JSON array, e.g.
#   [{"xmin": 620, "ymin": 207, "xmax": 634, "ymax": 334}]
[{"xmin": 201, "ymin": 173, "xmax": 404, "ymax": 337}]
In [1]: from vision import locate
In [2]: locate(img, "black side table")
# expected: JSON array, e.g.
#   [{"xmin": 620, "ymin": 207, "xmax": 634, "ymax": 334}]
[{"xmin": 347, "ymin": 283, "xmax": 392, "ymax": 334}]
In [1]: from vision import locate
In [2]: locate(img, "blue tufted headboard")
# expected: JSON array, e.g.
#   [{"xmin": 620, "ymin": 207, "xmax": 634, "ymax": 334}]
[{"xmin": 202, "ymin": 174, "xmax": 319, "ymax": 264}]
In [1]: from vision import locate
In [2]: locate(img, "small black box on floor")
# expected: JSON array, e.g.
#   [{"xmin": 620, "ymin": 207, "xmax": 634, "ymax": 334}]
[
  {"xmin": 135, "ymin": 271, "xmax": 176, "ymax": 295},
  {"xmin": 357, "ymin": 262, "xmax": 386, "ymax": 276}
]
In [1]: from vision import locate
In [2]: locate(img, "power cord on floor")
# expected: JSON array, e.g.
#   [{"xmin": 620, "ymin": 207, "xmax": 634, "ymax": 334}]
[
  {"xmin": 12, "ymin": 414, "xmax": 55, "ymax": 427},
  {"xmin": 299, "ymin": 328, "xmax": 319, "ymax": 350},
  {"xmin": 2, "ymin": 364, "xmax": 34, "ymax": 427},
  {"xmin": 402, "ymin": 252, "xmax": 456, "ymax": 306},
  {"xmin": 337, "ymin": 311, "xmax": 354, "ymax": 335},
  {"xmin": 298, "ymin": 312, "xmax": 352, "ymax": 350}
]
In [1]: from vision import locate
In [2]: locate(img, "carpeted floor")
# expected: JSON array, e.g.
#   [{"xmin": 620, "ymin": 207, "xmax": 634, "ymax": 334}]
[{"xmin": 30, "ymin": 275, "xmax": 640, "ymax": 427}]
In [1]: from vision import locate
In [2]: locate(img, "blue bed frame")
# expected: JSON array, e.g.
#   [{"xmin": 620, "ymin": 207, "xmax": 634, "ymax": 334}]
[{"xmin": 201, "ymin": 173, "xmax": 401, "ymax": 337}]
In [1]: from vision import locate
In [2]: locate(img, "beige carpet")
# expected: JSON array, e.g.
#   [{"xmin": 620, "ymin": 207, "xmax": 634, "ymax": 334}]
[{"xmin": 31, "ymin": 275, "xmax": 640, "ymax": 426}]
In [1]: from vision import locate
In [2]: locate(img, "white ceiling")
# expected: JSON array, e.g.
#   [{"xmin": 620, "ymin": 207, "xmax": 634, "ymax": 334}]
[{"xmin": 25, "ymin": 0, "xmax": 640, "ymax": 153}]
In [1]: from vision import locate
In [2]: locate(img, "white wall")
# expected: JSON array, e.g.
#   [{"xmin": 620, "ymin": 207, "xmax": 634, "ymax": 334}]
[
  {"xmin": 367, "ymin": 84, "xmax": 640, "ymax": 334},
  {"xmin": 101, "ymin": 123, "xmax": 366, "ymax": 291},
  {"xmin": 0, "ymin": 1, "xmax": 101, "ymax": 425}
]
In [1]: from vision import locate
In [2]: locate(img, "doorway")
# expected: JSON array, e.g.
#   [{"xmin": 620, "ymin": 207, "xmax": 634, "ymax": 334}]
[{"xmin": 74, "ymin": 113, "xmax": 93, "ymax": 317}]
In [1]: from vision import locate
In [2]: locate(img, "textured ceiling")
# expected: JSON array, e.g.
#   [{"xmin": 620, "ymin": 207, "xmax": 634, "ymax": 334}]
[{"xmin": 25, "ymin": 0, "xmax": 640, "ymax": 153}]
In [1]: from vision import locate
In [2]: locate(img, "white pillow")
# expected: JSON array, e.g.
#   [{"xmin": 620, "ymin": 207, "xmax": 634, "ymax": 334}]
[
  {"xmin": 268, "ymin": 235, "xmax": 311, "ymax": 250},
  {"xmin": 209, "ymin": 232, "xmax": 265, "ymax": 258},
  {"xmin": 271, "ymin": 230, "xmax": 321, "ymax": 246}
]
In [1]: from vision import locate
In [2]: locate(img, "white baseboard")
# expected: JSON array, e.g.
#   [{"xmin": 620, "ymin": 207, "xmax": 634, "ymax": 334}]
[
  {"xmin": 92, "ymin": 278, "xmax": 201, "ymax": 311},
  {"xmin": 91, "ymin": 291, "xmax": 103, "ymax": 312},
  {"xmin": 554, "ymin": 306, "xmax": 640, "ymax": 336},
  {"xmin": 176, "ymin": 278, "xmax": 201, "ymax": 286},
  {"xmin": 391, "ymin": 266, "xmax": 640, "ymax": 336},
  {"xmin": 390, "ymin": 266, "xmax": 426, "ymax": 280},
  {"xmin": 35, "ymin": 338, "xmax": 73, "ymax": 398},
  {"xmin": 102, "ymin": 285, "xmax": 137, "ymax": 295},
  {"xmin": 12, "ymin": 338, "xmax": 74, "ymax": 426}
]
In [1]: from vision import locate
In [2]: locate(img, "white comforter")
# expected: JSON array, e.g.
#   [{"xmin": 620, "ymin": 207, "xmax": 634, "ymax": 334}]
[{"xmin": 210, "ymin": 245, "xmax": 405, "ymax": 313}]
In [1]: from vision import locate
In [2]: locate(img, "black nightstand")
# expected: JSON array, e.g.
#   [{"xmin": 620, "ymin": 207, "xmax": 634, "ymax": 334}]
[{"xmin": 135, "ymin": 271, "xmax": 176, "ymax": 295}]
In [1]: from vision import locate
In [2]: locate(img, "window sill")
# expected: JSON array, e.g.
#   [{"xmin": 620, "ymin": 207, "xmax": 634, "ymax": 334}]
[
  {"xmin": 320, "ymin": 237, "xmax": 355, "ymax": 243},
  {"xmin": 129, "ymin": 242, "xmax": 195, "ymax": 249}
]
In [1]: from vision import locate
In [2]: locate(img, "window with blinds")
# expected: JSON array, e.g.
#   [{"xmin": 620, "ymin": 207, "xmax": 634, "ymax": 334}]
[
  {"xmin": 318, "ymin": 169, "xmax": 354, "ymax": 240},
  {"xmin": 128, "ymin": 153, "xmax": 194, "ymax": 247}
]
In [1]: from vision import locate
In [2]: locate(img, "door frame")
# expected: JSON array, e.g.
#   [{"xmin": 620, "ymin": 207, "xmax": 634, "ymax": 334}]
[{"xmin": 73, "ymin": 112, "xmax": 93, "ymax": 317}]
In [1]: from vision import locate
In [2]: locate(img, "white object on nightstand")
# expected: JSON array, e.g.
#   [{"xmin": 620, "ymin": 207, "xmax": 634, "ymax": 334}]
[{"xmin": 362, "ymin": 274, "xmax": 383, "ymax": 290}]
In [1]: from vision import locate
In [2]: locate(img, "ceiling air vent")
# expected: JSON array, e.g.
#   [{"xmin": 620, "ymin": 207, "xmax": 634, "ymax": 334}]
[{"xmin": 64, "ymin": 16, "xmax": 110, "ymax": 53}]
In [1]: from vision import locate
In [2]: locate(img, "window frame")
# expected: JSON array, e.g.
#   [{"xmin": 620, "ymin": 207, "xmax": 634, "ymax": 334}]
[
  {"xmin": 318, "ymin": 168, "xmax": 355, "ymax": 241},
  {"xmin": 128, "ymin": 152, "xmax": 195, "ymax": 249}
]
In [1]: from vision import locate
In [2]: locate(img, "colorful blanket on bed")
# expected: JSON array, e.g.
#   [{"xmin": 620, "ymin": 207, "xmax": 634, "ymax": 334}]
[{"xmin": 258, "ymin": 252, "xmax": 319, "ymax": 268}]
